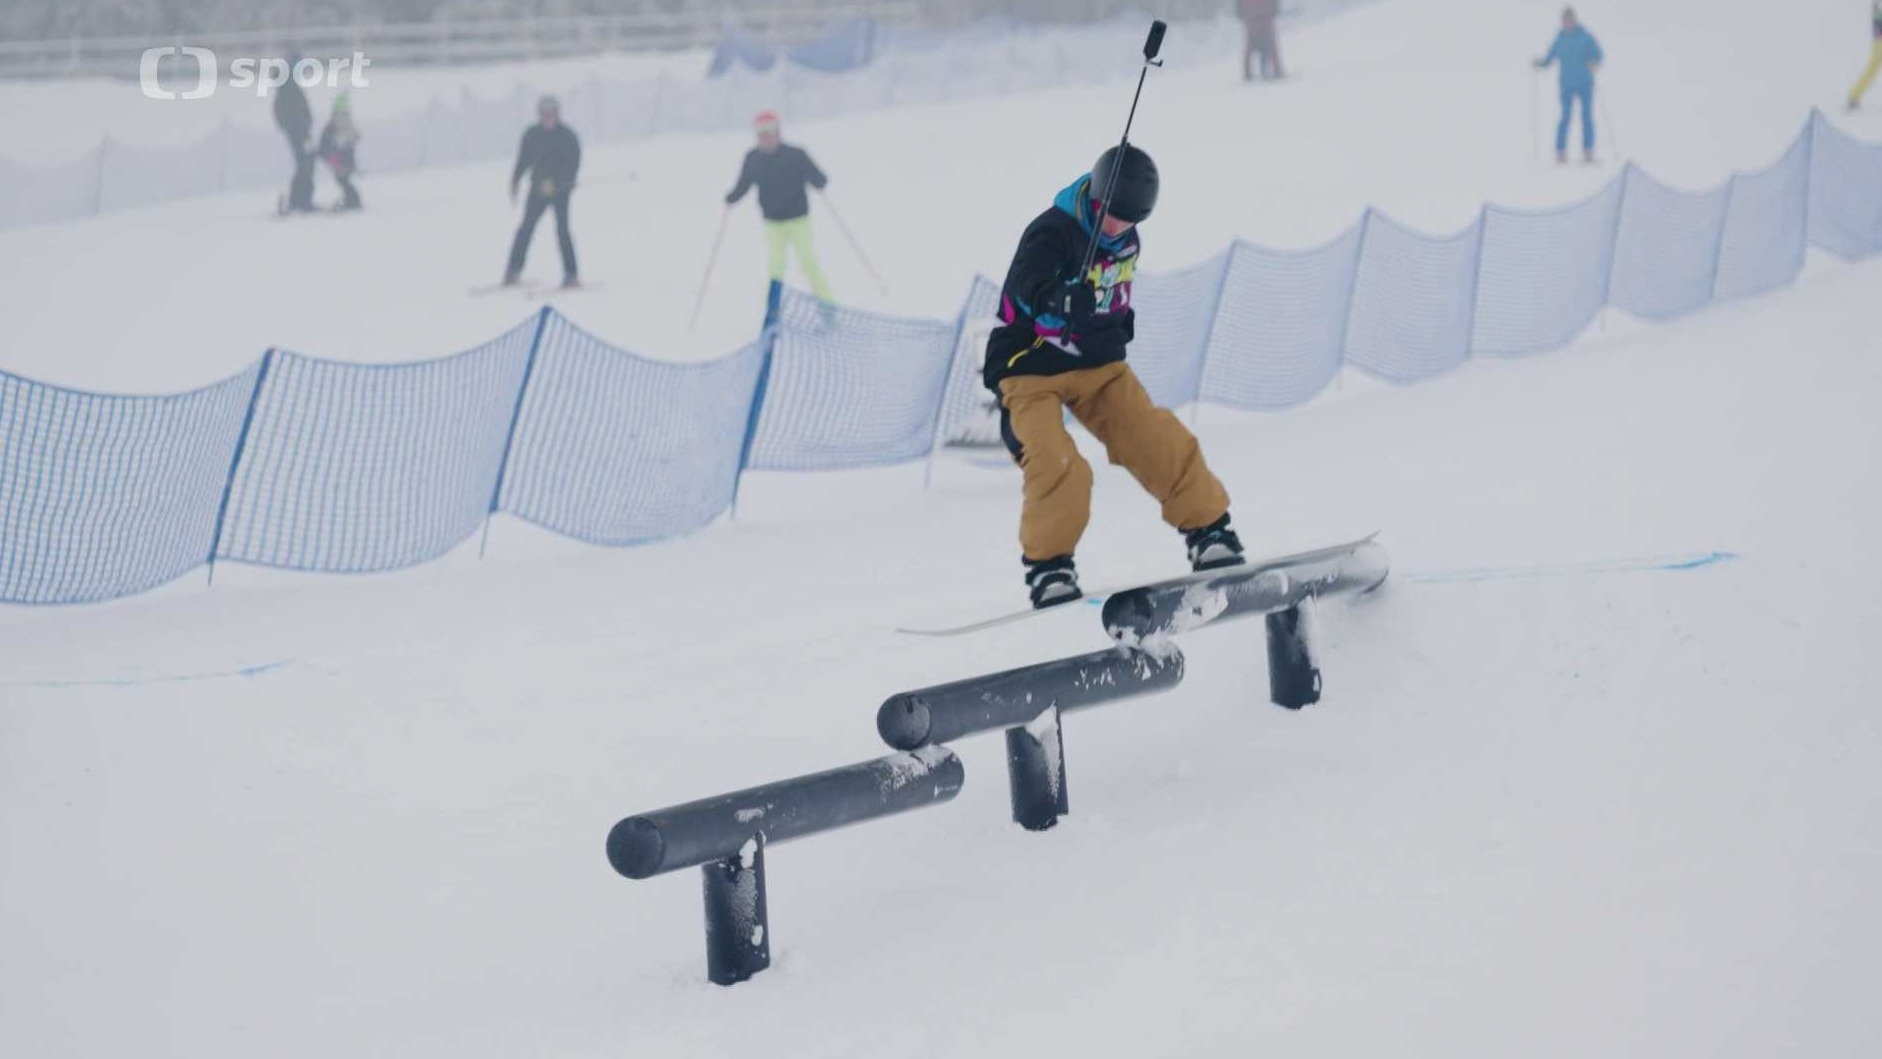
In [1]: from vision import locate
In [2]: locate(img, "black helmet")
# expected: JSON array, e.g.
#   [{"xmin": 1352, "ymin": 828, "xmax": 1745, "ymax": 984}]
[{"xmin": 1090, "ymin": 144, "xmax": 1159, "ymax": 223}]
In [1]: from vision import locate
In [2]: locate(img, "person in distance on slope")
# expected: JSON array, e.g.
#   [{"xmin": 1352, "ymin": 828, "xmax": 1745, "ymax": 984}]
[
  {"xmin": 985, "ymin": 146, "xmax": 1245, "ymax": 609},
  {"xmin": 504, "ymin": 95, "xmax": 582, "ymax": 289},
  {"xmin": 318, "ymin": 93, "xmax": 362, "ymax": 211},
  {"xmin": 272, "ymin": 51, "xmax": 316, "ymax": 213},
  {"xmin": 1534, "ymin": 6, "xmax": 1604, "ymax": 165},
  {"xmin": 1848, "ymin": 1, "xmax": 1882, "ymax": 111},
  {"xmin": 1240, "ymin": 0, "xmax": 1284, "ymax": 82},
  {"xmin": 723, "ymin": 111, "xmax": 835, "ymax": 305}
]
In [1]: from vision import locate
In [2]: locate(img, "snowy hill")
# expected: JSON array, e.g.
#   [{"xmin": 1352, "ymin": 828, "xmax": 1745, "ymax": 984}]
[{"xmin": 3, "ymin": 1, "xmax": 1881, "ymax": 1056}]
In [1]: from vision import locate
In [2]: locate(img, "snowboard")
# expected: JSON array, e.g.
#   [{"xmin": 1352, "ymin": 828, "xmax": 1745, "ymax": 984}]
[
  {"xmin": 1101, "ymin": 533, "xmax": 1386, "ymax": 643},
  {"xmin": 896, "ymin": 533, "xmax": 1382, "ymax": 638}
]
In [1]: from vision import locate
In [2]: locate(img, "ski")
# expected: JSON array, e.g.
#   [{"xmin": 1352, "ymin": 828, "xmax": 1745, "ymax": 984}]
[
  {"xmin": 527, "ymin": 282, "xmax": 600, "ymax": 300},
  {"xmin": 469, "ymin": 281, "xmax": 543, "ymax": 297},
  {"xmin": 897, "ymin": 533, "xmax": 1381, "ymax": 638}
]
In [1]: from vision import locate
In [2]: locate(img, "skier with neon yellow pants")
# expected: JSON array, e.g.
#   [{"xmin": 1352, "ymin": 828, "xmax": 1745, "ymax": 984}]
[
  {"xmin": 724, "ymin": 111, "xmax": 834, "ymax": 304},
  {"xmin": 1849, "ymin": 1, "xmax": 1882, "ymax": 111}
]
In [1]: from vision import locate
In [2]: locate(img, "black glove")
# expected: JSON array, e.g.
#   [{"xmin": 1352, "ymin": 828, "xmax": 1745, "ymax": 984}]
[{"xmin": 1059, "ymin": 278, "xmax": 1097, "ymax": 326}]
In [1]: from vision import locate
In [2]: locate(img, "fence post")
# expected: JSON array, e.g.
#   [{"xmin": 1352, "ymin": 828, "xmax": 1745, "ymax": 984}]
[
  {"xmin": 1598, "ymin": 165, "xmax": 1631, "ymax": 333},
  {"xmin": 731, "ymin": 281, "xmax": 783, "ymax": 520},
  {"xmin": 1706, "ymin": 173, "xmax": 1738, "ymax": 306},
  {"xmin": 1790, "ymin": 116, "xmax": 1817, "ymax": 285},
  {"xmin": 922, "ymin": 280, "xmax": 980, "ymax": 490},
  {"xmin": 480, "ymin": 306, "xmax": 551, "ymax": 559},
  {"xmin": 1189, "ymin": 242, "xmax": 1239, "ymax": 428},
  {"xmin": 1334, "ymin": 208, "xmax": 1373, "ymax": 389},
  {"xmin": 205, "ymin": 349, "xmax": 277, "ymax": 586},
  {"xmin": 1463, "ymin": 204, "xmax": 1491, "ymax": 358}
]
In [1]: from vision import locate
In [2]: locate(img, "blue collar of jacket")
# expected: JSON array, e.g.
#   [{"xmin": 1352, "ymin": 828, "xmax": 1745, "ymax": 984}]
[{"xmin": 1054, "ymin": 176, "xmax": 1128, "ymax": 253}]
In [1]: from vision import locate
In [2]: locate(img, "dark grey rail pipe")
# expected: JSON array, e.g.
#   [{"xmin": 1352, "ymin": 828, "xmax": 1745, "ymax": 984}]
[
  {"xmin": 608, "ymin": 747, "xmax": 964, "ymax": 880},
  {"xmin": 1102, "ymin": 540, "xmax": 1390, "ymax": 642},
  {"xmin": 877, "ymin": 645, "xmax": 1184, "ymax": 832},
  {"xmin": 606, "ymin": 747, "xmax": 964, "ymax": 985},
  {"xmin": 876, "ymin": 645, "xmax": 1185, "ymax": 751}
]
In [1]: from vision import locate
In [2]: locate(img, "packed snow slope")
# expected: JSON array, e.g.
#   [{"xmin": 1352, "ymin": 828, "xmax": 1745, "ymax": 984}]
[
  {"xmin": 4, "ymin": 1, "xmax": 1882, "ymax": 1057},
  {"xmin": 0, "ymin": 0, "xmax": 1875, "ymax": 391},
  {"xmin": 3, "ymin": 252, "xmax": 1880, "ymax": 1058}
]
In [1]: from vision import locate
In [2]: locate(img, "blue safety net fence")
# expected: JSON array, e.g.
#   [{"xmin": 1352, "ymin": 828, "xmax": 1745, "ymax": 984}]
[
  {"xmin": 744, "ymin": 287, "xmax": 959, "ymax": 471},
  {"xmin": 3, "ymin": 112, "xmax": 1877, "ymax": 604}
]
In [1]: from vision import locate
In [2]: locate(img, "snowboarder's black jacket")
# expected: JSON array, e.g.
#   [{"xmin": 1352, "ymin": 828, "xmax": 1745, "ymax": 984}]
[
  {"xmin": 984, "ymin": 176, "xmax": 1140, "ymax": 391},
  {"xmin": 725, "ymin": 144, "xmax": 827, "ymax": 221},
  {"xmin": 274, "ymin": 80, "xmax": 311, "ymax": 143},
  {"xmin": 511, "ymin": 123, "xmax": 582, "ymax": 197}
]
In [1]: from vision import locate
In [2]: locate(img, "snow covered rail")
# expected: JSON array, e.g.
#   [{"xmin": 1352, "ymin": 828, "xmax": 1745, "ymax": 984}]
[
  {"xmin": 605, "ymin": 748, "xmax": 963, "ymax": 985},
  {"xmin": 1102, "ymin": 538, "xmax": 1391, "ymax": 710},
  {"xmin": 877, "ymin": 646, "xmax": 1185, "ymax": 831}
]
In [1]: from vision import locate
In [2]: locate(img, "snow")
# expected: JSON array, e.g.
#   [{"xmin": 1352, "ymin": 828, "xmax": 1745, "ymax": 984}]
[
  {"xmin": 4, "ymin": 1, "xmax": 1882, "ymax": 1057},
  {"xmin": 0, "ymin": 48, "xmax": 716, "ymax": 161},
  {"xmin": 1025, "ymin": 707, "xmax": 1064, "ymax": 799}
]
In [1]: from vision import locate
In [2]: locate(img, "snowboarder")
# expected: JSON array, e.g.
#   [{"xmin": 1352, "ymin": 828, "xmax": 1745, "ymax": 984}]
[
  {"xmin": 1534, "ymin": 6, "xmax": 1604, "ymax": 164},
  {"xmin": 984, "ymin": 146, "xmax": 1246, "ymax": 609},
  {"xmin": 504, "ymin": 95, "xmax": 581, "ymax": 288},
  {"xmin": 318, "ymin": 93, "xmax": 362, "ymax": 212},
  {"xmin": 1849, "ymin": 1, "xmax": 1882, "ymax": 111},
  {"xmin": 1240, "ymin": 0, "xmax": 1284, "ymax": 82},
  {"xmin": 724, "ymin": 111, "xmax": 834, "ymax": 304},
  {"xmin": 272, "ymin": 51, "xmax": 315, "ymax": 213}
]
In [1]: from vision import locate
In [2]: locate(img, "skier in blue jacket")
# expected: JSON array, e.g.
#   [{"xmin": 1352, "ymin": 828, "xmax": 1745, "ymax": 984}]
[{"xmin": 1534, "ymin": 6, "xmax": 1604, "ymax": 164}]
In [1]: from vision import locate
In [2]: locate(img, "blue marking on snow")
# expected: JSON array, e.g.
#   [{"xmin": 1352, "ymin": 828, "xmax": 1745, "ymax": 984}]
[
  {"xmin": 1407, "ymin": 551, "xmax": 1738, "ymax": 584},
  {"xmin": 0, "ymin": 660, "xmax": 292, "ymax": 690}
]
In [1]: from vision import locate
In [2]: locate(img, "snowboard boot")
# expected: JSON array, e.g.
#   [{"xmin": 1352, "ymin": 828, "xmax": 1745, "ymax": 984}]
[
  {"xmin": 1024, "ymin": 554, "xmax": 1082, "ymax": 610},
  {"xmin": 1184, "ymin": 514, "xmax": 1246, "ymax": 572}
]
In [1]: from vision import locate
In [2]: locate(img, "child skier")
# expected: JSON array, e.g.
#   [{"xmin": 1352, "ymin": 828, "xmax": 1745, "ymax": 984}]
[
  {"xmin": 1850, "ymin": 1, "xmax": 1882, "ymax": 111},
  {"xmin": 985, "ymin": 145, "xmax": 1245, "ymax": 609},
  {"xmin": 724, "ymin": 111, "xmax": 834, "ymax": 304},
  {"xmin": 318, "ymin": 93, "xmax": 362, "ymax": 211}
]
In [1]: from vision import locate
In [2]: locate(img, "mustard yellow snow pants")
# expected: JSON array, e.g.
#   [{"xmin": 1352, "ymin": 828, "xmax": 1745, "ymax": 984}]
[{"xmin": 999, "ymin": 361, "xmax": 1230, "ymax": 562}]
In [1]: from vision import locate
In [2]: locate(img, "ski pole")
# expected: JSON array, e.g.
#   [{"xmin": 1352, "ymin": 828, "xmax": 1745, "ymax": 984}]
[
  {"xmin": 1072, "ymin": 20, "xmax": 1166, "ymax": 309},
  {"xmin": 818, "ymin": 191, "xmax": 889, "ymax": 296},
  {"xmin": 688, "ymin": 207, "xmax": 731, "ymax": 330},
  {"xmin": 1530, "ymin": 68, "xmax": 1540, "ymax": 161}
]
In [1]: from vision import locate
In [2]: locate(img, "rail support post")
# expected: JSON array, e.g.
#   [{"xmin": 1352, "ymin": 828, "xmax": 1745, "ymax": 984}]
[
  {"xmin": 1005, "ymin": 707, "xmax": 1069, "ymax": 831},
  {"xmin": 1265, "ymin": 602, "xmax": 1321, "ymax": 710},
  {"xmin": 701, "ymin": 833, "xmax": 770, "ymax": 985}
]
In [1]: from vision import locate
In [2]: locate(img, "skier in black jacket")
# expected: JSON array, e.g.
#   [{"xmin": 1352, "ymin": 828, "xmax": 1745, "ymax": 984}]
[
  {"xmin": 504, "ymin": 95, "xmax": 582, "ymax": 288},
  {"xmin": 724, "ymin": 111, "xmax": 833, "ymax": 302},
  {"xmin": 272, "ymin": 53, "xmax": 315, "ymax": 213},
  {"xmin": 985, "ymin": 145, "xmax": 1245, "ymax": 608}
]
